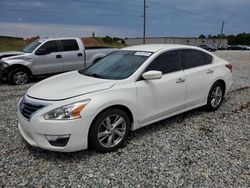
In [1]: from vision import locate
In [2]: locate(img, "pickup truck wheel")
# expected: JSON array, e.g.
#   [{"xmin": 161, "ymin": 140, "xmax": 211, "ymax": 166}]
[
  {"xmin": 7, "ymin": 68, "xmax": 30, "ymax": 85},
  {"xmin": 90, "ymin": 108, "xmax": 130, "ymax": 153}
]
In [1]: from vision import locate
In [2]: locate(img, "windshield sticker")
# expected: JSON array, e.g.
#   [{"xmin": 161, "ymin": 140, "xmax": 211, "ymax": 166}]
[{"xmin": 134, "ymin": 52, "xmax": 152, "ymax": 57}]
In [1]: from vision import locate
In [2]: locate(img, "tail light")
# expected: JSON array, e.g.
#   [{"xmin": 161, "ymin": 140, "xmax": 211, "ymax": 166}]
[{"xmin": 225, "ymin": 64, "xmax": 232, "ymax": 73}]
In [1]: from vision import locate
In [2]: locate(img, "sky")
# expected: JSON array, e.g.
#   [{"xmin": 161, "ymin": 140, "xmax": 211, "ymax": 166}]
[{"xmin": 0, "ymin": 0, "xmax": 250, "ymax": 38}]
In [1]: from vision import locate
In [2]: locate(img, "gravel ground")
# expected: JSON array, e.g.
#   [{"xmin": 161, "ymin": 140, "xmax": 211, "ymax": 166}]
[{"xmin": 0, "ymin": 51, "xmax": 249, "ymax": 187}]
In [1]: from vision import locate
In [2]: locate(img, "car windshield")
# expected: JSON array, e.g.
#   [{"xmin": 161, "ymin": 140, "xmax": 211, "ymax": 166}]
[
  {"xmin": 22, "ymin": 40, "xmax": 41, "ymax": 53},
  {"xmin": 80, "ymin": 50, "xmax": 152, "ymax": 80}
]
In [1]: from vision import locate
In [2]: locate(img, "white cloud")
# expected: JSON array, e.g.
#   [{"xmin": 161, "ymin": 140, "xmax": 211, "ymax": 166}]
[
  {"xmin": 0, "ymin": 22, "xmax": 139, "ymax": 38},
  {"xmin": 4, "ymin": 0, "xmax": 45, "ymax": 8}
]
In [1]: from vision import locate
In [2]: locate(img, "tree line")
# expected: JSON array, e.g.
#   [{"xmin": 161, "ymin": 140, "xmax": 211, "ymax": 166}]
[{"xmin": 199, "ymin": 33, "xmax": 250, "ymax": 45}]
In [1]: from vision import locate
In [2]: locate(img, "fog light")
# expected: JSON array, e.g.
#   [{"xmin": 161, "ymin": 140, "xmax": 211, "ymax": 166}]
[{"xmin": 46, "ymin": 134, "xmax": 70, "ymax": 147}]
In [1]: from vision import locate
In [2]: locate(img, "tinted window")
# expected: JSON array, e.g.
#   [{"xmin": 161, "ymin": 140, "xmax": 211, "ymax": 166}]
[
  {"xmin": 61, "ymin": 40, "xmax": 79, "ymax": 51},
  {"xmin": 39, "ymin": 41, "xmax": 58, "ymax": 53},
  {"xmin": 181, "ymin": 50, "xmax": 206, "ymax": 69},
  {"xmin": 145, "ymin": 50, "xmax": 182, "ymax": 74},
  {"xmin": 204, "ymin": 53, "xmax": 213, "ymax": 64}
]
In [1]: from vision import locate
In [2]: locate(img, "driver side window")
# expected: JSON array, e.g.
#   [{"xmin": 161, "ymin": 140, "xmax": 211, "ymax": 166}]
[
  {"xmin": 36, "ymin": 41, "xmax": 59, "ymax": 55},
  {"xmin": 145, "ymin": 50, "xmax": 182, "ymax": 74}
]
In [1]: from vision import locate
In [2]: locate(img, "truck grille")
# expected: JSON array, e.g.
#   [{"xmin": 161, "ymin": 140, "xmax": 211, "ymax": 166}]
[{"xmin": 19, "ymin": 98, "xmax": 45, "ymax": 120}]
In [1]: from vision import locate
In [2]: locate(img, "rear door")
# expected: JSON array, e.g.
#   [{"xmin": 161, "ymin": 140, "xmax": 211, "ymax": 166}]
[
  {"xmin": 33, "ymin": 40, "xmax": 63, "ymax": 75},
  {"xmin": 60, "ymin": 39, "xmax": 85, "ymax": 71},
  {"xmin": 135, "ymin": 50, "xmax": 186, "ymax": 124},
  {"xmin": 181, "ymin": 49, "xmax": 214, "ymax": 107}
]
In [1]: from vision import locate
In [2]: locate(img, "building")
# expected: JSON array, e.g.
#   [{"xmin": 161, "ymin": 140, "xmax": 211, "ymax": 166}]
[{"xmin": 125, "ymin": 37, "xmax": 228, "ymax": 47}]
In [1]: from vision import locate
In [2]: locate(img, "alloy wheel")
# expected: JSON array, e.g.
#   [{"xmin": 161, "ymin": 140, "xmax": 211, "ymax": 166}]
[
  {"xmin": 97, "ymin": 115, "xmax": 126, "ymax": 148},
  {"xmin": 210, "ymin": 86, "xmax": 223, "ymax": 108},
  {"xmin": 13, "ymin": 71, "xmax": 28, "ymax": 85}
]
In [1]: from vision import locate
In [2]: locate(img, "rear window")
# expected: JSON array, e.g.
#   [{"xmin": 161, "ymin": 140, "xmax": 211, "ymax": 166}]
[
  {"xmin": 181, "ymin": 49, "xmax": 206, "ymax": 69},
  {"xmin": 204, "ymin": 53, "xmax": 213, "ymax": 64},
  {"xmin": 61, "ymin": 40, "xmax": 79, "ymax": 51}
]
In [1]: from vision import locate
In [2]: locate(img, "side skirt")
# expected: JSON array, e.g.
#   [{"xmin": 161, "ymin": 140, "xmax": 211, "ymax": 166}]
[{"xmin": 132, "ymin": 102, "xmax": 207, "ymax": 131}]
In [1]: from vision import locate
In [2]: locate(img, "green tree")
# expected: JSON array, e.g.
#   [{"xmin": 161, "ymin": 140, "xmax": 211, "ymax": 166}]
[{"xmin": 198, "ymin": 34, "xmax": 206, "ymax": 39}]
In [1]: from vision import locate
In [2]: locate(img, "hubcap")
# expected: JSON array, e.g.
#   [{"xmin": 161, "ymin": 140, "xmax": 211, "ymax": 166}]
[
  {"xmin": 210, "ymin": 86, "xmax": 223, "ymax": 108},
  {"xmin": 13, "ymin": 71, "xmax": 28, "ymax": 85},
  {"xmin": 97, "ymin": 115, "xmax": 126, "ymax": 148}
]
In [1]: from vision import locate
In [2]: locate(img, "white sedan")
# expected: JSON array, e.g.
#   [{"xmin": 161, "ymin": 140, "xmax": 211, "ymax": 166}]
[{"xmin": 17, "ymin": 44, "xmax": 233, "ymax": 152}]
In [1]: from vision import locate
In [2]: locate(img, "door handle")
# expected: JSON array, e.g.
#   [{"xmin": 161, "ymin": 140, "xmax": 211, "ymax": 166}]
[
  {"xmin": 78, "ymin": 53, "xmax": 83, "ymax": 57},
  {"xmin": 56, "ymin": 55, "xmax": 62, "ymax": 59},
  {"xmin": 176, "ymin": 78, "xmax": 185, "ymax": 83},
  {"xmin": 207, "ymin": 69, "xmax": 214, "ymax": 74}
]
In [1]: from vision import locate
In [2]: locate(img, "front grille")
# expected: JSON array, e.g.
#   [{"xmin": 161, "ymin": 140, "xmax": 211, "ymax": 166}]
[{"xmin": 19, "ymin": 98, "xmax": 45, "ymax": 120}]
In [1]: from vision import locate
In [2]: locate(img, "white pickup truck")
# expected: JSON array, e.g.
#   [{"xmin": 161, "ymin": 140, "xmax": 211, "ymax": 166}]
[{"xmin": 0, "ymin": 38, "xmax": 116, "ymax": 85}]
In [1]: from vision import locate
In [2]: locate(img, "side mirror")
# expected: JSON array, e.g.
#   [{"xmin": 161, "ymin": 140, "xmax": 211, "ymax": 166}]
[
  {"xmin": 142, "ymin": 70, "xmax": 162, "ymax": 80},
  {"xmin": 36, "ymin": 48, "xmax": 50, "ymax": 55}
]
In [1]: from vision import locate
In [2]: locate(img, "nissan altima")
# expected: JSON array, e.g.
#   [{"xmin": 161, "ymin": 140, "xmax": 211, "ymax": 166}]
[{"xmin": 17, "ymin": 44, "xmax": 233, "ymax": 152}]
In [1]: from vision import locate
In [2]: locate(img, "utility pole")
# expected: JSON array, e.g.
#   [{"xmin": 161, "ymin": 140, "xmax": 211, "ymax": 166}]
[
  {"xmin": 143, "ymin": 0, "xmax": 146, "ymax": 44},
  {"xmin": 219, "ymin": 21, "xmax": 224, "ymax": 48}
]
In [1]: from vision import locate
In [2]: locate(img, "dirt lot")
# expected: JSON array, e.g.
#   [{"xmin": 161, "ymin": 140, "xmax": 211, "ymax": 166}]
[{"xmin": 0, "ymin": 51, "xmax": 249, "ymax": 187}]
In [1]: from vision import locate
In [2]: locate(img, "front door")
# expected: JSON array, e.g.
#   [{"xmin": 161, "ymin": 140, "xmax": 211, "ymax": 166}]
[
  {"xmin": 32, "ymin": 40, "xmax": 63, "ymax": 75},
  {"xmin": 136, "ymin": 50, "xmax": 186, "ymax": 124}
]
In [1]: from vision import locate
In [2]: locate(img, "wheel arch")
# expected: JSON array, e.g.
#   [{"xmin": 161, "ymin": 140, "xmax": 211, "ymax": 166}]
[
  {"xmin": 90, "ymin": 53, "xmax": 105, "ymax": 64},
  {"xmin": 8, "ymin": 64, "xmax": 32, "ymax": 75},
  {"xmin": 87, "ymin": 104, "xmax": 134, "ymax": 148},
  {"xmin": 214, "ymin": 79, "xmax": 226, "ymax": 94}
]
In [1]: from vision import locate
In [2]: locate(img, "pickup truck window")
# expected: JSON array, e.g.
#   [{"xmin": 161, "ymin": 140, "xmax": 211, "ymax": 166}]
[
  {"xmin": 22, "ymin": 40, "xmax": 41, "ymax": 53},
  {"xmin": 80, "ymin": 50, "xmax": 152, "ymax": 80},
  {"xmin": 38, "ymin": 41, "xmax": 59, "ymax": 54},
  {"xmin": 61, "ymin": 40, "xmax": 79, "ymax": 51}
]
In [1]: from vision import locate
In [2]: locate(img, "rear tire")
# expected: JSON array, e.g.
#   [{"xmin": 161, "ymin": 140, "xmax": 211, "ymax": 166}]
[
  {"xmin": 89, "ymin": 108, "xmax": 130, "ymax": 153},
  {"xmin": 206, "ymin": 82, "xmax": 224, "ymax": 111},
  {"xmin": 7, "ymin": 68, "xmax": 30, "ymax": 85}
]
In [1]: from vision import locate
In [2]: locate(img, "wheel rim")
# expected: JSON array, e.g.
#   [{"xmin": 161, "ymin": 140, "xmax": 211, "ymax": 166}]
[
  {"xmin": 13, "ymin": 71, "xmax": 28, "ymax": 85},
  {"xmin": 97, "ymin": 114, "xmax": 126, "ymax": 148},
  {"xmin": 210, "ymin": 86, "xmax": 223, "ymax": 108}
]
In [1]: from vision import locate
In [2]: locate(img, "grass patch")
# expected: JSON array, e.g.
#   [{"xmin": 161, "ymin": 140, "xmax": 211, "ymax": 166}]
[
  {"xmin": 0, "ymin": 36, "xmax": 127, "ymax": 52},
  {"xmin": 0, "ymin": 39, "xmax": 25, "ymax": 52}
]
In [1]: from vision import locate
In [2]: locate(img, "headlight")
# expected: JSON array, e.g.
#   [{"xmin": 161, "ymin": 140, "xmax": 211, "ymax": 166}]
[{"xmin": 44, "ymin": 99, "xmax": 90, "ymax": 120}]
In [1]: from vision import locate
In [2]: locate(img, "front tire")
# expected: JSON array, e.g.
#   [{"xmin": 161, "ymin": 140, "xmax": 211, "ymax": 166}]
[
  {"xmin": 206, "ymin": 82, "xmax": 224, "ymax": 111},
  {"xmin": 7, "ymin": 68, "xmax": 30, "ymax": 85},
  {"xmin": 89, "ymin": 108, "xmax": 130, "ymax": 153}
]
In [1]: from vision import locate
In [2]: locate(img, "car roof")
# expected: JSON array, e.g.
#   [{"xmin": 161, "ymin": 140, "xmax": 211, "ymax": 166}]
[{"xmin": 121, "ymin": 44, "xmax": 203, "ymax": 53}]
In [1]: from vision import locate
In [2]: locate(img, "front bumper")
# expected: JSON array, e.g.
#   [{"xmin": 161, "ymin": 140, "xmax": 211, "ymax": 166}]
[{"xmin": 17, "ymin": 97, "xmax": 93, "ymax": 152}]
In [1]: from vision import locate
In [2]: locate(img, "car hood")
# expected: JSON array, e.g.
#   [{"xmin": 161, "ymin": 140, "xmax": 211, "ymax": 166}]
[
  {"xmin": 27, "ymin": 71, "xmax": 116, "ymax": 100},
  {"xmin": 0, "ymin": 51, "xmax": 24, "ymax": 59},
  {"xmin": 2, "ymin": 53, "xmax": 31, "ymax": 61},
  {"xmin": 0, "ymin": 51, "xmax": 23, "ymax": 56}
]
